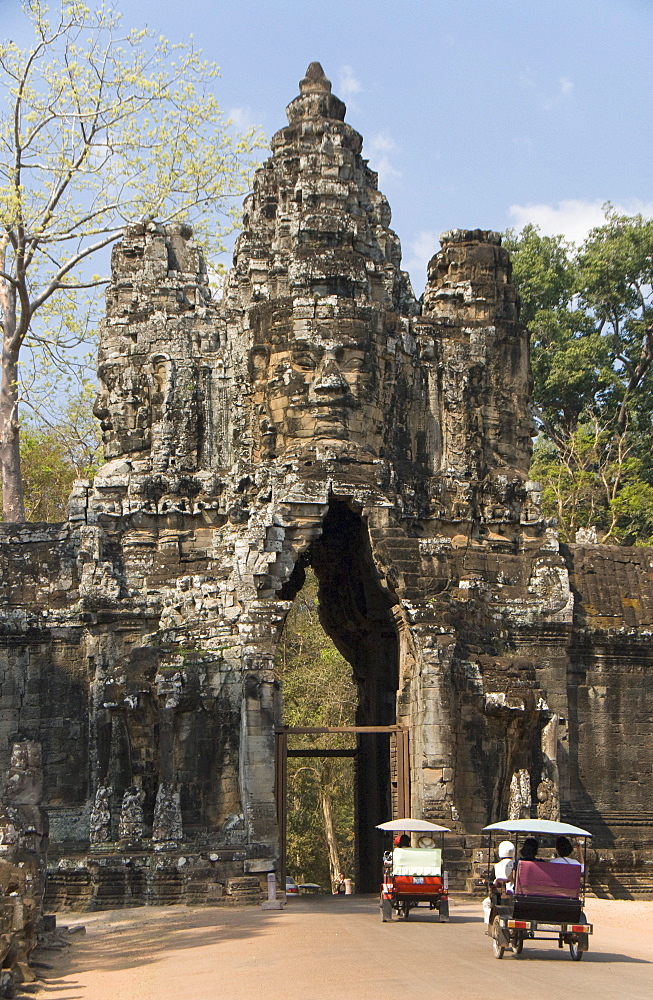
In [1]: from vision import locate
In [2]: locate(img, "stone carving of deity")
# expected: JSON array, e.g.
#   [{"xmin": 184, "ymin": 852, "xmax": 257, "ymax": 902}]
[
  {"xmin": 249, "ymin": 330, "xmax": 381, "ymax": 463},
  {"xmin": 90, "ymin": 784, "xmax": 113, "ymax": 844},
  {"xmin": 118, "ymin": 786, "xmax": 145, "ymax": 843},
  {"xmin": 152, "ymin": 782, "xmax": 183, "ymax": 846}
]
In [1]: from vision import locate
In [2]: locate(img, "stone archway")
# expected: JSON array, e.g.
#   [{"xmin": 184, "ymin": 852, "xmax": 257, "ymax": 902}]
[{"xmin": 277, "ymin": 499, "xmax": 401, "ymax": 891}]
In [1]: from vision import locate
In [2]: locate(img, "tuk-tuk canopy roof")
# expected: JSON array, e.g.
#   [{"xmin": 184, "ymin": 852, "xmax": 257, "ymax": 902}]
[
  {"xmin": 376, "ymin": 817, "xmax": 451, "ymax": 833},
  {"xmin": 483, "ymin": 818, "xmax": 592, "ymax": 837}
]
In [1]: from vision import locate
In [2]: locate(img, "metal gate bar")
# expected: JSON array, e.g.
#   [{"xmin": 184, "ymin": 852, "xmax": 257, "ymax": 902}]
[{"xmin": 274, "ymin": 725, "xmax": 409, "ymax": 894}]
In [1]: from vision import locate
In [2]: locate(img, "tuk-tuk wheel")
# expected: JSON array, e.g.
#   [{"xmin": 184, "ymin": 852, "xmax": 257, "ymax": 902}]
[
  {"xmin": 512, "ymin": 931, "xmax": 524, "ymax": 955},
  {"xmin": 398, "ymin": 900, "xmax": 410, "ymax": 919},
  {"xmin": 569, "ymin": 941, "xmax": 583, "ymax": 961},
  {"xmin": 492, "ymin": 916, "xmax": 505, "ymax": 959},
  {"xmin": 438, "ymin": 899, "xmax": 449, "ymax": 922}
]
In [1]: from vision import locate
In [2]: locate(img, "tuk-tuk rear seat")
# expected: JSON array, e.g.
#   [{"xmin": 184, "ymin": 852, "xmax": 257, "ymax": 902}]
[
  {"xmin": 511, "ymin": 860, "xmax": 583, "ymax": 923},
  {"xmin": 391, "ymin": 847, "xmax": 442, "ymax": 876}
]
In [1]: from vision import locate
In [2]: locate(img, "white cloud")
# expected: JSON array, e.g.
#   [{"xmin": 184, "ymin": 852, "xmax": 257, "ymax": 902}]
[
  {"xmin": 368, "ymin": 133, "xmax": 401, "ymax": 186},
  {"xmin": 404, "ymin": 230, "xmax": 440, "ymax": 284},
  {"xmin": 370, "ymin": 133, "xmax": 395, "ymax": 154},
  {"xmin": 227, "ymin": 106, "xmax": 258, "ymax": 131},
  {"xmin": 338, "ymin": 65, "xmax": 362, "ymax": 102},
  {"xmin": 542, "ymin": 76, "xmax": 574, "ymax": 110},
  {"xmin": 374, "ymin": 156, "xmax": 402, "ymax": 185},
  {"xmin": 507, "ymin": 198, "xmax": 653, "ymax": 245}
]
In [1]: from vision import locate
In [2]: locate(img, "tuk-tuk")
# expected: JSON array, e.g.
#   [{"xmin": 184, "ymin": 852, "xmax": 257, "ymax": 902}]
[
  {"xmin": 481, "ymin": 818, "xmax": 593, "ymax": 960},
  {"xmin": 377, "ymin": 818, "xmax": 451, "ymax": 922}
]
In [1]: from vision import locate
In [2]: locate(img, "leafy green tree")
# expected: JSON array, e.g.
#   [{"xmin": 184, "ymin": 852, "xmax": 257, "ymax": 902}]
[
  {"xmin": 530, "ymin": 419, "xmax": 653, "ymax": 544},
  {"xmin": 275, "ymin": 569, "xmax": 358, "ymax": 890},
  {"xmin": 506, "ymin": 208, "xmax": 653, "ymax": 544},
  {"xmin": 504, "ymin": 224, "xmax": 610, "ymax": 450},
  {"xmin": 578, "ymin": 209, "xmax": 653, "ymax": 438},
  {"xmin": 0, "ymin": 382, "xmax": 101, "ymax": 520},
  {"xmin": 1, "ymin": 0, "xmax": 261, "ymax": 521}
]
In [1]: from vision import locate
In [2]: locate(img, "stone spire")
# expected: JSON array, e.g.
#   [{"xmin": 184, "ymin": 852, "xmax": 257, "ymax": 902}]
[
  {"xmin": 286, "ymin": 61, "xmax": 346, "ymax": 122},
  {"xmin": 300, "ymin": 61, "xmax": 332, "ymax": 92},
  {"xmin": 223, "ymin": 64, "xmax": 418, "ymax": 468},
  {"xmin": 422, "ymin": 229, "xmax": 533, "ymax": 478}
]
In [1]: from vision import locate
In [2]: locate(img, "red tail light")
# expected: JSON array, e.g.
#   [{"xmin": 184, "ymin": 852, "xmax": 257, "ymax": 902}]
[{"xmin": 507, "ymin": 920, "xmax": 528, "ymax": 929}]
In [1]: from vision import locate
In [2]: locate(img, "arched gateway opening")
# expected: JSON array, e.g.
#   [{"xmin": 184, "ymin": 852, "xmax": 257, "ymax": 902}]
[{"xmin": 275, "ymin": 500, "xmax": 404, "ymax": 893}]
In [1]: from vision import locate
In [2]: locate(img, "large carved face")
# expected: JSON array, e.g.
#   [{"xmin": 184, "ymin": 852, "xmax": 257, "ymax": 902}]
[
  {"xmin": 250, "ymin": 333, "xmax": 379, "ymax": 461},
  {"xmin": 94, "ymin": 358, "xmax": 152, "ymax": 459}
]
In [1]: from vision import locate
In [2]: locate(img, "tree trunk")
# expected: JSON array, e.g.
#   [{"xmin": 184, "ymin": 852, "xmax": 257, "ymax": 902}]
[
  {"xmin": 320, "ymin": 774, "xmax": 342, "ymax": 892},
  {"xmin": 0, "ymin": 277, "xmax": 26, "ymax": 522}
]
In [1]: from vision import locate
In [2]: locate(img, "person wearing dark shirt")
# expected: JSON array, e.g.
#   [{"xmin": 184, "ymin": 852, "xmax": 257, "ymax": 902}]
[{"xmin": 519, "ymin": 836, "xmax": 539, "ymax": 860}]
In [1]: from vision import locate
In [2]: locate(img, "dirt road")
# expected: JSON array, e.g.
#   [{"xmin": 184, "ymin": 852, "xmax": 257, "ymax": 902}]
[{"xmin": 28, "ymin": 894, "xmax": 653, "ymax": 1000}]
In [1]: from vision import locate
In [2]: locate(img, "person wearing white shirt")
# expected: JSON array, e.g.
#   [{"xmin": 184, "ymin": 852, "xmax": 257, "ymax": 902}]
[
  {"xmin": 482, "ymin": 840, "xmax": 514, "ymax": 923},
  {"xmin": 493, "ymin": 841, "xmax": 515, "ymax": 885},
  {"xmin": 550, "ymin": 835, "xmax": 583, "ymax": 869}
]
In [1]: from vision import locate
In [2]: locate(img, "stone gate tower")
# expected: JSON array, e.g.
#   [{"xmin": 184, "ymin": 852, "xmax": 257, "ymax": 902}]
[{"xmin": 1, "ymin": 64, "xmax": 651, "ymax": 904}]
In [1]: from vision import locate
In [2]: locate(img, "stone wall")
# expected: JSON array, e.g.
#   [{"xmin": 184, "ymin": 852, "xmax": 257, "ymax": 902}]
[
  {"xmin": 0, "ymin": 741, "xmax": 49, "ymax": 993},
  {"xmin": 0, "ymin": 63, "xmax": 651, "ymax": 904}
]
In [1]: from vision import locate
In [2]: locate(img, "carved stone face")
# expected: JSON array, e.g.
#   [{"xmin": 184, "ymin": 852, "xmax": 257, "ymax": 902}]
[
  {"xmin": 250, "ymin": 333, "xmax": 377, "ymax": 461},
  {"xmin": 94, "ymin": 359, "xmax": 152, "ymax": 459}
]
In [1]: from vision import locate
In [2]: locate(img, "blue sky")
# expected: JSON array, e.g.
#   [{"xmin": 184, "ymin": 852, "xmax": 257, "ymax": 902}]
[{"xmin": 2, "ymin": 0, "xmax": 652, "ymax": 294}]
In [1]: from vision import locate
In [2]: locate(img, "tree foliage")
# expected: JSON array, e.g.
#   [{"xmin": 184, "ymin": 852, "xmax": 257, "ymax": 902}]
[
  {"xmin": 275, "ymin": 569, "xmax": 358, "ymax": 890},
  {"xmin": 0, "ymin": 0, "xmax": 261, "ymax": 521},
  {"xmin": 0, "ymin": 381, "xmax": 101, "ymax": 520},
  {"xmin": 505, "ymin": 207, "xmax": 653, "ymax": 544}
]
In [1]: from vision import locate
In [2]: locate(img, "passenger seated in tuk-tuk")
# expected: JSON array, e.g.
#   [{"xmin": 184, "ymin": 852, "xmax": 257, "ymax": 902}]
[
  {"xmin": 383, "ymin": 834, "xmax": 409, "ymax": 868},
  {"xmin": 550, "ymin": 835, "xmax": 583, "ymax": 869},
  {"xmin": 518, "ymin": 836, "xmax": 539, "ymax": 861},
  {"xmin": 482, "ymin": 840, "xmax": 514, "ymax": 923},
  {"xmin": 508, "ymin": 836, "xmax": 539, "ymax": 889},
  {"xmin": 493, "ymin": 840, "xmax": 515, "ymax": 889}
]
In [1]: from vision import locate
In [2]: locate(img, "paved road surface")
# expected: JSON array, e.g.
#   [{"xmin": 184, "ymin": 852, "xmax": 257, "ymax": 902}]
[{"xmin": 30, "ymin": 894, "xmax": 653, "ymax": 1000}]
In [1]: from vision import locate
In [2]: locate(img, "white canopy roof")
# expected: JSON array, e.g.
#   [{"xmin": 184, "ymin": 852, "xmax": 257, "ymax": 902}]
[
  {"xmin": 483, "ymin": 818, "xmax": 592, "ymax": 837},
  {"xmin": 376, "ymin": 817, "xmax": 451, "ymax": 833}
]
